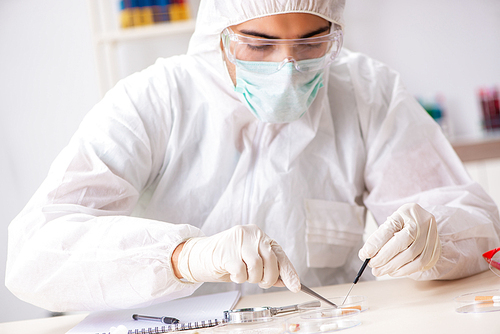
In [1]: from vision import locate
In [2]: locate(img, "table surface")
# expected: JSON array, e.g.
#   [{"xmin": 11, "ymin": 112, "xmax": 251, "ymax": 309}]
[{"xmin": 1, "ymin": 270, "xmax": 498, "ymax": 334}]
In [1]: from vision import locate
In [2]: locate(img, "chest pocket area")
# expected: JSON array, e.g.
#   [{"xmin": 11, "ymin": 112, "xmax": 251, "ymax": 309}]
[{"xmin": 305, "ymin": 199, "xmax": 365, "ymax": 268}]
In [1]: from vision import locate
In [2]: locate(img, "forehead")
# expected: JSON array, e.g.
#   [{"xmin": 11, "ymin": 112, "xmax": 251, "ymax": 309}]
[{"xmin": 231, "ymin": 13, "xmax": 330, "ymax": 39}]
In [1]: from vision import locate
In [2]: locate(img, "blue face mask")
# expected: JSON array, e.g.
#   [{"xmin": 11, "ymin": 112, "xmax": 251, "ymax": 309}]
[{"xmin": 234, "ymin": 58, "xmax": 325, "ymax": 123}]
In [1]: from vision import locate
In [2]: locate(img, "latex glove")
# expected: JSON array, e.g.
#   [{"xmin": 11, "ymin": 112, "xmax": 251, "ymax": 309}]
[
  {"xmin": 177, "ymin": 224, "xmax": 301, "ymax": 292},
  {"xmin": 359, "ymin": 203, "xmax": 441, "ymax": 277}
]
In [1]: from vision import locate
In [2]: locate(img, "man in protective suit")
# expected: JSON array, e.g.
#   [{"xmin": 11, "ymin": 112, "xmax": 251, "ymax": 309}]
[{"xmin": 6, "ymin": 0, "xmax": 500, "ymax": 313}]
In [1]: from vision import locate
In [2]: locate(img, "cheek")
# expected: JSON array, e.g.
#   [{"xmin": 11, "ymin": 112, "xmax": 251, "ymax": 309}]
[{"xmin": 225, "ymin": 59, "xmax": 237, "ymax": 86}]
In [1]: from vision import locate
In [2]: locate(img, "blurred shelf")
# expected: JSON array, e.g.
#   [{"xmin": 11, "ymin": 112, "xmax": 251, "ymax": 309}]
[
  {"xmin": 452, "ymin": 134, "xmax": 500, "ymax": 162},
  {"xmin": 96, "ymin": 19, "xmax": 196, "ymax": 44},
  {"xmin": 87, "ymin": 0, "xmax": 197, "ymax": 96}
]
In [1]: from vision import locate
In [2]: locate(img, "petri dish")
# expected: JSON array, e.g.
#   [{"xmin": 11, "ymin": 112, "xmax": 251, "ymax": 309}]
[
  {"xmin": 284, "ymin": 308, "xmax": 361, "ymax": 333},
  {"xmin": 454, "ymin": 289, "xmax": 500, "ymax": 313},
  {"xmin": 298, "ymin": 296, "xmax": 368, "ymax": 312},
  {"xmin": 209, "ymin": 318, "xmax": 284, "ymax": 334}
]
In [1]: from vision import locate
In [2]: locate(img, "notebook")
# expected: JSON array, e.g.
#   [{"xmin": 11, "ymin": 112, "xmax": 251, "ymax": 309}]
[{"xmin": 67, "ymin": 290, "xmax": 241, "ymax": 334}]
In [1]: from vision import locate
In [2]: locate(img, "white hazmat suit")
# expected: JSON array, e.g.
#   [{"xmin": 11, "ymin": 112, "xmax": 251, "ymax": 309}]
[{"xmin": 6, "ymin": 0, "xmax": 500, "ymax": 312}]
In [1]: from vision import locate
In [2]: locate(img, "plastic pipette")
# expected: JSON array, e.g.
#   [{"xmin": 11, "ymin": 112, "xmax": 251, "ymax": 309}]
[{"xmin": 341, "ymin": 258, "xmax": 371, "ymax": 305}]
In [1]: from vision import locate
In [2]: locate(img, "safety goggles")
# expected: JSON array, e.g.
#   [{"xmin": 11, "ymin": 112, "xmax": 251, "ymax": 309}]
[
  {"xmin": 221, "ymin": 27, "xmax": 343, "ymax": 73},
  {"xmin": 483, "ymin": 247, "xmax": 500, "ymax": 277}
]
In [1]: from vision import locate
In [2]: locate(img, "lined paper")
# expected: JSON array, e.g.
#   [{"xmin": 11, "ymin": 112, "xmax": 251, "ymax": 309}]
[{"xmin": 67, "ymin": 290, "xmax": 240, "ymax": 334}]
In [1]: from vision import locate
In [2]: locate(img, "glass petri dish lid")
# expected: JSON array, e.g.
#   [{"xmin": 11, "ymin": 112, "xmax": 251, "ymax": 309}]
[
  {"xmin": 284, "ymin": 308, "xmax": 361, "ymax": 333},
  {"xmin": 454, "ymin": 289, "xmax": 500, "ymax": 313},
  {"xmin": 208, "ymin": 318, "xmax": 285, "ymax": 334}
]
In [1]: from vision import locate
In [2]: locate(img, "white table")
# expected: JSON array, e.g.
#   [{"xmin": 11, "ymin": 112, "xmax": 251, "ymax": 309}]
[{"xmin": 1, "ymin": 270, "xmax": 498, "ymax": 333}]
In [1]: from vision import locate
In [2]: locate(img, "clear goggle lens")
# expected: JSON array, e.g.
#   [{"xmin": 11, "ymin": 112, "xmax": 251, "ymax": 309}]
[
  {"xmin": 221, "ymin": 27, "xmax": 343, "ymax": 73},
  {"xmin": 483, "ymin": 248, "xmax": 500, "ymax": 278}
]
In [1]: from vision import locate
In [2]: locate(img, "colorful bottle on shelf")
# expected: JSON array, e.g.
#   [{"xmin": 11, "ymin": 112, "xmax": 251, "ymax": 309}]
[
  {"xmin": 153, "ymin": 0, "xmax": 170, "ymax": 23},
  {"xmin": 417, "ymin": 94, "xmax": 452, "ymax": 138},
  {"xmin": 120, "ymin": 0, "xmax": 134, "ymax": 28},
  {"xmin": 140, "ymin": 0, "xmax": 155, "ymax": 26},
  {"xmin": 120, "ymin": 0, "xmax": 190, "ymax": 28},
  {"xmin": 478, "ymin": 87, "xmax": 500, "ymax": 131},
  {"xmin": 130, "ymin": 0, "xmax": 144, "ymax": 26},
  {"xmin": 169, "ymin": 0, "xmax": 191, "ymax": 21},
  {"xmin": 491, "ymin": 87, "xmax": 500, "ymax": 129}
]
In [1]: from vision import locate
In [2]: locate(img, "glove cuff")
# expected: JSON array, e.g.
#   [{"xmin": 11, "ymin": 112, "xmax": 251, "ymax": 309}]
[
  {"xmin": 421, "ymin": 235, "xmax": 442, "ymax": 271},
  {"xmin": 177, "ymin": 237, "xmax": 203, "ymax": 283}
]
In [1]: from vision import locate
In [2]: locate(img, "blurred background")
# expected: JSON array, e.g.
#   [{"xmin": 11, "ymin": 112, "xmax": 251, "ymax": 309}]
[{"xmin": 1, "ymin": 0, "xmax": 499, "ymax": 322}]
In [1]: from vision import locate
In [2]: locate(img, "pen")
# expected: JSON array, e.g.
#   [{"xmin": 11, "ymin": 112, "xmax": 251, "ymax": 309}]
[{"xmin": 132, "ymin": 314, "xmax": 180, "ymax": 324}]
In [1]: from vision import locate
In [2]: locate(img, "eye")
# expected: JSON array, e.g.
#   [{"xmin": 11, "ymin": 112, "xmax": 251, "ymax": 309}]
[
  {"xmin": 296, "ymin": 43, "xmax": 323, "ymax": 52},
  {"xmin": 246, "ymin": 44, "xmax": 273, "ymax": 51}
]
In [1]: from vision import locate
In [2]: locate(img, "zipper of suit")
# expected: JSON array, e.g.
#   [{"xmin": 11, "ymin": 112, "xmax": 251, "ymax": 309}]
[{"xmin": 241, "ymin": 122, "xmax": 265, "ymax": 226}]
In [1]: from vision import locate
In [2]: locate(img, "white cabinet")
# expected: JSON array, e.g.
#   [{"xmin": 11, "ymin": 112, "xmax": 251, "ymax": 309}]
[
  {"xmin": 86, "ymin": 0, "xmax": 196, "ymax": 96},
  {"xmin": 464, "ymin": 158, "xmax": 500, "ymax": 207}
]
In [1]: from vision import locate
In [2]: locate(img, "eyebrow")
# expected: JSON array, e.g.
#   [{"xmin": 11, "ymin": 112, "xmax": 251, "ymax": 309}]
[{"xmin": 239, "ymin": 25, "xmax": 331, "ymax": 39}]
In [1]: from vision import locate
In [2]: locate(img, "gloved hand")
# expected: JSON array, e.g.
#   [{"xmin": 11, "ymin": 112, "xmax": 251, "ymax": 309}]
[
  {"xmin": 177, "ymin": 224, "xmax": 301, "ymax": 292},
  {"xmin": 359, "ymin": 203, "xmax": 441, "ymax": 277}
]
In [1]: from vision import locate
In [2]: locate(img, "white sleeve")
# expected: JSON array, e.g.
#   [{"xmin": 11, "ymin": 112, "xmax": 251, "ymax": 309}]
[
  {"xmin": 350, "ymin": 54, "xmax": 500, "ymax": 280},
  {"xmin": 6, "ymin": 69, "xmax": 204, "ymax": 312}
]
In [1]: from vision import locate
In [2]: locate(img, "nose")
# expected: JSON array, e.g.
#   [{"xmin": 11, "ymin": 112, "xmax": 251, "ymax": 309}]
[
  {"xmin": 274, "ymin": 44, "xmax": 298, "ymax": 62},
  {"xmin": 274, "ymin": 45, "xmax": 302, "ymax": 71}
]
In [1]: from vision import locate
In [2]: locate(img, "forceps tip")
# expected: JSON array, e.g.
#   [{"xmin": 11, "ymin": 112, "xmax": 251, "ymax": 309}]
[{"xmin": 300, "ymin": 283, "xmax": 338, "ymax": 308}]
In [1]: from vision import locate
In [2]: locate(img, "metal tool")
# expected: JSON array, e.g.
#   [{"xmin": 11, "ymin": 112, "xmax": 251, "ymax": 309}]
[
  {"xmin": 223, "ymin": 301, "xmax": 320, "ymax": 323},
  {"xmin": 301, "ymin": 283, "xmax": 338, "ymax": 308},
  {"xmin": 342, "ymin": 258, "xmax": 371, "ymax": 305}
]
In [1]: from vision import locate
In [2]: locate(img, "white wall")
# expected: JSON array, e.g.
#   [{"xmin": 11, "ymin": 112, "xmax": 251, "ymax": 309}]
[
  {"xmin": 343, "ymin": 0, "xmax": 500, "ymax": 139},
  {"xmin": 0, "ymin": 0, "xmax": 99, "ymax": 322},
  {"xmin": 1, "ymin": 0, "xmax": 499, "ymax": 323}
]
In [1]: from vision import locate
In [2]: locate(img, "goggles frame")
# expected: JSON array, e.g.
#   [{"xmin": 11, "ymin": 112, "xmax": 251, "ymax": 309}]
[{"xmin": 221, "ymin": 26, "xmax": 343, "ymax": 73}]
